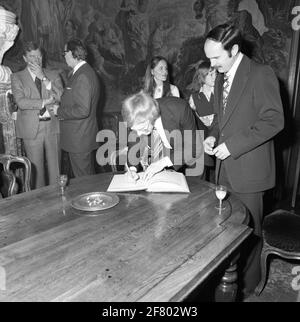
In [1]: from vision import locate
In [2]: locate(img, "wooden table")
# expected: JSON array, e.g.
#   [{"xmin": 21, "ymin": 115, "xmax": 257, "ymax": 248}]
[{"xmin": 0, "ymin": 173, "xmax": 251, "ymax": 302}]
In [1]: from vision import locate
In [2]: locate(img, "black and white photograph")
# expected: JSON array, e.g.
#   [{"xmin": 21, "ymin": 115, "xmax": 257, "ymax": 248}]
[{"xmin": 0, "ymin": 0, "xmax": 299, "ymax": 305}]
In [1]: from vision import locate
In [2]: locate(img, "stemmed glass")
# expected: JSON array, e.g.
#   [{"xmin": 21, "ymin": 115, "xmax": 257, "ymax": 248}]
[
  {"xmin": 58, "ymin": 174, "xmax": 68, "ymax": 196},
  {"xmin": 215, "ymin": 185, "xmax": 227, "ymax": 211}
]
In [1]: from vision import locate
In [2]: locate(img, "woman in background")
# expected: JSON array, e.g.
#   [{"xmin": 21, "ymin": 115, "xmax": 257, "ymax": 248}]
[
  {"xmin": 188, "ymin": 61, "xmax": 216, "ymax": 181},
  {"xmin": 189, "ymin": 61, "xmax": 215, "ymax": 128},
  {"xmin": 144, "ymin": 56, "xmax": 180, "ymax": 99}
]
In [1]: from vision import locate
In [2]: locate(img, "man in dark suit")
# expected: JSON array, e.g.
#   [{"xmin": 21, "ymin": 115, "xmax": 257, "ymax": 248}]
[
  {"xmin": 11, "ymin": 41, "xmax": 63, "ymax": 189},
  {"xmin": 203, "ymin": 23, "xmax": 284, "ymax": 295},
  {"xmin": 54, "ymin": 39, "xmax": 100, "ymax": 177},
  {"xmin": 121, "ymin": 91, "xmax": 204, "ymax": 181}
]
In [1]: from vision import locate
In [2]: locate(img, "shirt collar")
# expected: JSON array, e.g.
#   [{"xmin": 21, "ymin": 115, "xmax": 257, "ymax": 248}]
[
  {"xmin": 154, "ymin": 117, "xmax": 162, "ymax": 132},
  {"xmin": 154, "ymin": 117, "xmax": 172, "ymax": 149},
  {"xmin": 225, "ymin": 52, "xmax": 243, "ymax": 81},
  {"xmin": 27, "ymin": 67, "xmax": 37, "ymax": 81},
  {"xmin": 73, "ymin": 61, "xmax": 86, "ymax": 74}
]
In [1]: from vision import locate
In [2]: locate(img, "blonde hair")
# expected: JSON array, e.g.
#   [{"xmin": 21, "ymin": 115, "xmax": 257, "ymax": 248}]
[{"xmin": 122, "ymin": 91, "xmax": 160, "ymax": 127}]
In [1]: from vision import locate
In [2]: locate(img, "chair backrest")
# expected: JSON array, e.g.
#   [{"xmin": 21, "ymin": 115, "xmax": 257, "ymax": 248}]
[
  {"xmin": 0, "ymin": 154, "xmax": 31, "ymax": 197},
  {"xmin": 110, "ymin": 147, "xmax": 128, "ymax": 173},
  {"xmin": 7, "ymin": 91, "xmax": 18, "ymax": 113},
  {"xmin": 101, "ymin": 112, "xmax": 122, "ymax": 142}
]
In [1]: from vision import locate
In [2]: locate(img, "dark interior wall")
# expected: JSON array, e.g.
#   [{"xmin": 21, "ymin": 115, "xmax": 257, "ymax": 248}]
[
  {"xmin": 0, "ymin": 0, "xmax": 295, "ymax": 113},
  {"xmin": 0, "ymin": 0, "xmax": 298, "ymax": 196}
]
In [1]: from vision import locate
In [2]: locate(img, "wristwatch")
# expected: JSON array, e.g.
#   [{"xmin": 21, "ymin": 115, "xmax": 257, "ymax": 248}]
[{"xmin": 42, "ymin": 76, "xmax": 47, "ymax": 82}]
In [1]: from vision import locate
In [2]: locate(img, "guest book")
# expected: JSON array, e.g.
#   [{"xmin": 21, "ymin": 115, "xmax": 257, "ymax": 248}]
[{"xmin": 107, "ymin": 170, "xmax": 190, "ymax": 193}]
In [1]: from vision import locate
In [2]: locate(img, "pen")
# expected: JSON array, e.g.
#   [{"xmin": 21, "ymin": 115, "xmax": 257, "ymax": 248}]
[{"xmin": 125, "ymin": 163, "xmax": 138, "ymax": 182}]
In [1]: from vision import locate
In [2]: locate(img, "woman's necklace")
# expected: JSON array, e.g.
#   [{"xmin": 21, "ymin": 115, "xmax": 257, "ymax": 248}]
[{"xmin": 154, "ymin": 83, "xmax": 163, "ymax": 98}]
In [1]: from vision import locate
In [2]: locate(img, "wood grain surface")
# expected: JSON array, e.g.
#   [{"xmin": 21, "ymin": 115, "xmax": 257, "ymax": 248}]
[{"xmin": 0, "ymin": 173, "xmax": 251, "ymax": 301}]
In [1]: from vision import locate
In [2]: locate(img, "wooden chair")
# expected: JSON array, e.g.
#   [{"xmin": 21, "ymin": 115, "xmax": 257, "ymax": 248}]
[
  {"xmin": 0, "ymin": 154, "xmax": 31, "ymax": 197},
  {"xmin": 101, "ymin": 112, "xmax": 122, "ymax": 142},
  {"xmin": 255, "ymin": 209, "xmax": 300, "ymax": 295},
  {"xmin": 96, "ymin": 111, "xmax": 124, "ymax": 173}
]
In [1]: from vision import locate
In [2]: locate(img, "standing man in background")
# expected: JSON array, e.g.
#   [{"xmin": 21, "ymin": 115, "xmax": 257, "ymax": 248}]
[
  {"xmin": 203, "ymin": 23, "xmax": 284, "ymax": 297},
  {"xmin": 54, "ymin": 39, "xmax": 100, "ymax": 177},
  {"xmin": 11, "ymin": 41, "xmax": 63, "ymax": 189}
]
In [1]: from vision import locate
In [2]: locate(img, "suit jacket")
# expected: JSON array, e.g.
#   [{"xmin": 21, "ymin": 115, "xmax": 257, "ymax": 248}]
[
  {"xmin": 127, "ymin": 96, "xmax": 204, "ymax": 175},
  {"xmin": 210, "ymin": 55, "xmax": 284, "ymax": 193},
  {"xmin": 192, "ymin": 92, "xmax": 215, "ymax": 167},
  {"xmin": 11, "ymin": 68, "xmax": 63, "ymax": 139},
  {"xmin": 58, "ymin": 63, "xmax": 100, "ymax": 153}
]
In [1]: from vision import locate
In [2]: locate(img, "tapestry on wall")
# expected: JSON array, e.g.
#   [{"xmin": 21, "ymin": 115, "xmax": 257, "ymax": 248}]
[{"xmin": 0, "ymin": 0, "xmax": 296, "ymax": 114}]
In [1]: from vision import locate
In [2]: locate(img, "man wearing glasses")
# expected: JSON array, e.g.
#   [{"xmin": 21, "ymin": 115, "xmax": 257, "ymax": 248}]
[
  {"xmin": 121, "ymin": 91, "xmax": 204, "ymax": 181},
  {"xmin": 53, "ymin": 39, "xmax": 100, "ymax": 177},
  {"xmin": 11, "ymin": 41, "xmax": 63, "ymax": 189}
]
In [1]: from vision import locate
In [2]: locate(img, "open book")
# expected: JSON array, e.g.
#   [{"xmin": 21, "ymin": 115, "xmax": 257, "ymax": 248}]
[{"xmin": 107, "ymin": 170, "xmax": 190, "ymax": 193}]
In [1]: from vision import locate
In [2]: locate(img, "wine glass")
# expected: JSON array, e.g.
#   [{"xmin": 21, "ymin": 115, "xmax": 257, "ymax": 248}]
[
  {"xmin": 215, "ymin": 185, "xmax": 227, "ymax": 211},
  {"xmin": 58, "ymin": 174, "xmax": 68, "ymax": 195}
]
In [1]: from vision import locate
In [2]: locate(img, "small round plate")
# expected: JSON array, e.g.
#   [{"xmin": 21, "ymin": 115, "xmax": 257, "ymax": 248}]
[{"xmin": 70, "ymin": 192, "xmax": 119, "ymax": 211}]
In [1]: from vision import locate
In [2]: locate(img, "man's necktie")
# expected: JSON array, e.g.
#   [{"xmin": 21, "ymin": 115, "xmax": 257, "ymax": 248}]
[
  {"xmin": 35, "ymin": 77, "xmax": 42, "ymax": 97},
  {"xmin": 151, "ymin": 127, "xmax": 163, "ymax": 162},
  {"xmin": 35, "ymin": 77, "xmax": 46, "ymax": 116},
  {"xmin": 222, "ymin": 74, "xmax": 230, "ymax": 114}
]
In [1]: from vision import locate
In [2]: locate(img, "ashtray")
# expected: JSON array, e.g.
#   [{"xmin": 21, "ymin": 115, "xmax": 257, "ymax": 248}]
[{"xmin": 70, "ymin": 192, "xmax": 119, "ymax": 211}]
